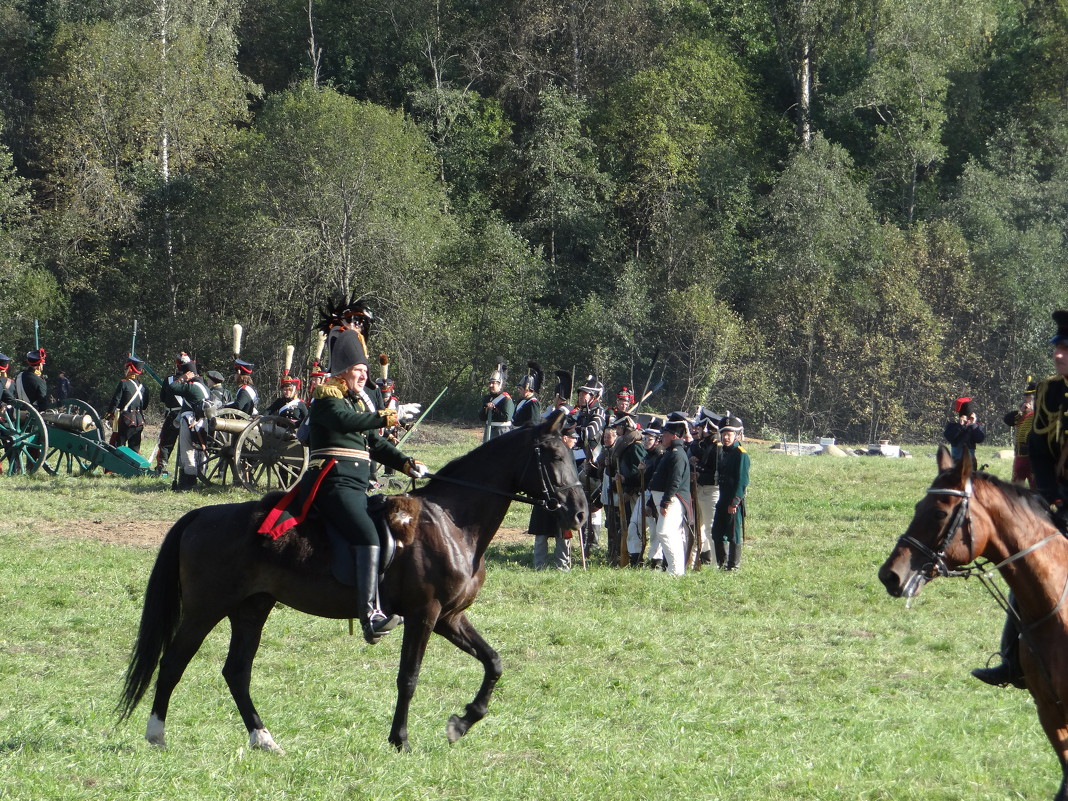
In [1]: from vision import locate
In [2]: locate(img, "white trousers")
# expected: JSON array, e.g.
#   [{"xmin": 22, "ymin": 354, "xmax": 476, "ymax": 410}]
[
  {"xmin": 177, "ymin": 412, "xmax": 205, "ymax": 477},
  {"xmin": 648, "ymin": 490, "xmax": 686, "ymax": 576},
  {"xmin": 627, "ymin": 490, "xmax": 655, "ymax": 555},
  {"xmin": 694, "ymin": 484, "xmax": 720, "ymax": 554}
]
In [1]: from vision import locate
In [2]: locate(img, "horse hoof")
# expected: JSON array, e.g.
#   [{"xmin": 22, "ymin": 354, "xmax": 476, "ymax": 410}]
[
  {"xmin": 145, "ymin": 714, "xmax": 167, "ymax": 749},
  {"xmin": 249, "ymin": 728, "xmax": 285, "ymax": 754},
  {"xmin": 446, "ymin": 714, "xmax": 466, "ymax": 744}
]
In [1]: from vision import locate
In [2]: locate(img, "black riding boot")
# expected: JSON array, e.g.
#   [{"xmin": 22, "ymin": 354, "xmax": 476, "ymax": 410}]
[
  {"xmin": 353, "ymin": 545, "xmax": 402, "ymax": 645},
  {"xmin": 714, "ymin": 541, "xmax": 727, "ymax": 568},
  {"xmin": 971, "ymin": 609, "xmax": 1025, "ymax": 689},
  {"xmin": 726, "ymin": 541, "xmax": 742, "ymax": 571}
]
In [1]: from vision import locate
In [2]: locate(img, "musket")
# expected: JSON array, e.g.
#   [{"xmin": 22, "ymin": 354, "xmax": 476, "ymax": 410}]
[
  {"xmin": 397, "ymin": 363, "xmax": 466, "ymax": 447},
  {"xmin": 34, "ymin": 319, "xmax": 39, "ymax": 351},
  {"xmin": 129, "ymin": 320, "xmax": 165, "ymax": 387},
  {"xmin": 638, "ymin": 470, "xmax": 647, "ymax": 562},
  {"xmin": 616, "ymin": 472, "xmax": 629, "ymax": 567},
  {"xmin": 628, "ymin": 379, "xmax": 665, "ymax": 414},
  {"xmin": 637, "ymin": 348, "xmax": 658, "ymax": 405},
  {"xmin": 689, "ymin": 473, "xmax": 702, "ymax": 572}
]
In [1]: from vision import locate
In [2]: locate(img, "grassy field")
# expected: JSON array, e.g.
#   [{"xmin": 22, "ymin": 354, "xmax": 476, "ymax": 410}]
[{"xmin": 0, "ymin": 431, "xmax": 1057, "ymax": 800}]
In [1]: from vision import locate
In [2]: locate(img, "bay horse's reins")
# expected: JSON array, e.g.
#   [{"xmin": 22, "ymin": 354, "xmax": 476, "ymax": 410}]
[
  {"xmin": 902, "ymin": 475, "xmax": 1068, "ymax": 704},
  {"xmin": 415, "ymin": 444, "xmax": 581, "ymax": 510}
]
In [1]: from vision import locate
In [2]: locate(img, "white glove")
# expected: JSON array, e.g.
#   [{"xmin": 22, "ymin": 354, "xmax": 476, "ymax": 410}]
[
  {"xmin": 398, "ymin": 402, "xmax": 422, "ymax": 423},
  {"xmin": 405, "ymin": 460, "xmax": 429, "ymax": 479}
]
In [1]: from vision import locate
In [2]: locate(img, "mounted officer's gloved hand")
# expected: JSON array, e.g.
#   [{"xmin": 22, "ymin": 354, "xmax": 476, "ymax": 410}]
[
  {"xmin": 1051, "ymin": 499, "xmax": 1068, "ymax": 534},
  {"xmin": 397, "ymin": 403, "xmax": 422, "ymax": 423},
  {"xmin": 404, "ymin": 460, "xmax": 428, "ymax": 479}
]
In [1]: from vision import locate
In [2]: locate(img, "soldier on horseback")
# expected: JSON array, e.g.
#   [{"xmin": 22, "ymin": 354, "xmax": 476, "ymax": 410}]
[{"xmin": 302, "ymin": 319, "xmax": 426, "ymax": 643}]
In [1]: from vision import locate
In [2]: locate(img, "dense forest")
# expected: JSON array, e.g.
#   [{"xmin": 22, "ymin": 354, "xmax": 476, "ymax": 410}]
[{"xmin": 1, "ymin": 0, "xmax": 1067, "ymax": 442}]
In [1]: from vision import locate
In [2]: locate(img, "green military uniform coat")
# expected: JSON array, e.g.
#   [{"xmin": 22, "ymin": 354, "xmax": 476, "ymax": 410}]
[
  {"xmin": 711, "ymin": 441, "xmax": 750, "ymax": 544},
  {"xmin": 305, "ymin": 377, "xmax": 410, "ymax": 547}
]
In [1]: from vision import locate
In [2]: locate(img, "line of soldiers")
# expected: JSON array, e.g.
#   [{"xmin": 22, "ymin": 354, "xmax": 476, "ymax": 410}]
[{"xmin": 481, "ymin": 363, "xmax": 751, "ymax": 573}]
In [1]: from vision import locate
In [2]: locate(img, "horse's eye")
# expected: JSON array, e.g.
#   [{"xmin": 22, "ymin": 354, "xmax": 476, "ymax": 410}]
[{"xmin": 934, "ymin": 510, "xmax": 947, "ymax": 522}]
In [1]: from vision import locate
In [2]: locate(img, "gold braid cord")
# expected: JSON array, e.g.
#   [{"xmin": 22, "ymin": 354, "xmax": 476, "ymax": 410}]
[{"xmin": 1031, "ymin": 376, "xmax": 1068, "ymax": 477}]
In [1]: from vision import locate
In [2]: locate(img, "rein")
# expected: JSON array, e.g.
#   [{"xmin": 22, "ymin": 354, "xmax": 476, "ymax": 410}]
[{"xmin": 418, "ymin": 443, "xmax": 580, "ymax": 510}]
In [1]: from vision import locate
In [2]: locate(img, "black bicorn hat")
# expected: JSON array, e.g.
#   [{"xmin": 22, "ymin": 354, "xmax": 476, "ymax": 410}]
[
  {"xmin": 663, "ymin": 411, "xmax": 691, "ymax": 435},
  {"xmin": 318, "ymin": 292, "xmax": 374, "ymax": 339},
  {"xmin": 553, "ymin": 370, "xmax": 572, "ymax": 401},
  {"xmin": 1051, "ymin": 310, "xmax": 1068, "ymax": 345},
  {"xmin": 329, "ymin": 327, "xmax": 369, "ymax": 374},
  {"xmin": 518, "ymin": 361, "xmax": 543, "ymax": 392}
]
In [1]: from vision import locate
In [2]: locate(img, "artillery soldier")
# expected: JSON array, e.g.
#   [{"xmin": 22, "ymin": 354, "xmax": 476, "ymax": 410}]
[
  {"xmin": 646, "ymin": 412, "xmax": 692, "ymax": 576},
  {"xmin": 1003, "ymin": 379, "xmax": 1037, "ymax": 487},
  {"xmin": 155, "ymin": 352, "xmax": 194, "ymax": 476},
  {"xmin": 479, "ymin": 363, "xmax": 514, "ymax": 442},
  {"xmin": 0, "ymin": 353, "xmax": 13, "ymax": 403},
  {"xmin": 574, "ymin": 375, "xmax": 607, "ymax": 551},
  {"xmin": 106, "ymin": 356, "xmax": 148, "ymax": 453},
  {"xmin": 512, "ymin": 362, "xmax": 543, "ymax": 427},
  {"xmin": 710, "ymin": 413, "xmax": 749, "ymax": 570},
  {"xmin": 543, "ymin": 370, "xmax": 573, "ymax": 418},
  {"xmin": 264, "ymin": 375, "xmax": 309, "ymax": 427},
  {"xmin": 612, "ymin": 412, "xmax": 646, "ymax": 567},
  {"xmin": 690, "ymin": 409, "xmax": 722, "ymax": 565},
  {"xmin": 168, "ymin": 359, "xmax": 212, "ymax": 492},
  {"xmin": 228, "ymin": 360, "xmax": 258, "ymax": 416},
  {"xmin": 15, "ymin": 349, "xmax": 49, "ymax": 411},
  {"xmin": 205, "ymin": 370, "xmax": 233, "ymax": 406},
  {"xmin": 610, "ymin": 386, "xmax": 634, "ymax": 425},
  {"xmin": 628, "ymin": 420, "xmax": 663, "ymax": 567}
]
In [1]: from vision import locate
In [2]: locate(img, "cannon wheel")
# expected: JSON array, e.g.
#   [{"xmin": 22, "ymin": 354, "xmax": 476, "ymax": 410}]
[
  {"xmin": 233, "ymin": 415, "xmax": 308, "ymax": 492},
  {"xmin": 199, "ymin": 409, "xmax": 250, "ymax": 486},
  {"xmin": 42, "ymin": 398, "xmax": 106, "ymax": 476},
  {"xmin": 0, "ymin": 399, "xmax": 49, "ymax": 475}
]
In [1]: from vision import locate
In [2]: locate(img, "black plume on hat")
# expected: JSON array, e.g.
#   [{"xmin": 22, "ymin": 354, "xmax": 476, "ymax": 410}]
[
  {"xmin": 553, "ymin": 370, "xmax": 572, "ymax": 401},
  {"xmin": 1051, "ymin": 310, "xmax": 1068, "ymax": 345}
]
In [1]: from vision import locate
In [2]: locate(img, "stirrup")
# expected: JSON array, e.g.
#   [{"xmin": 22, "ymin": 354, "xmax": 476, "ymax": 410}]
[{"xmin": 362, "ymin": 611, "xmax": 403, "ymax": 645}]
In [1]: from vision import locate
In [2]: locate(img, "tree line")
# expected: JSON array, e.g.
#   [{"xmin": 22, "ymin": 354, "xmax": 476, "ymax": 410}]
[{"xmin": 1, "ymin": 0, "xmax": 1066, "ymax": 443}]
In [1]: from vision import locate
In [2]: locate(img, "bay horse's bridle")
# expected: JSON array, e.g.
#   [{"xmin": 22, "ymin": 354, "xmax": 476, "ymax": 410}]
[{"xmin": 900, "ymin": 476, "xmax": 977, "ymax": 582}]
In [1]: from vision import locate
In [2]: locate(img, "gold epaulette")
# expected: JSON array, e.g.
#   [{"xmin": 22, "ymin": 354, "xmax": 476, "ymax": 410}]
[
  {"xmin": 737, "ymin": 445, "xmax": 747, "ymax": 453},
  {"xmin": 313, "ymin": 377, "xmax": 347, "ymax": 400}
]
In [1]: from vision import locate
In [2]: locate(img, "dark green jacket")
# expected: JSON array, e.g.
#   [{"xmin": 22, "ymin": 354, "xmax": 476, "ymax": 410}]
[
  {"xmin": 648, "ymin": 439, "xmax": 691, "ymax": 507},
  {"xmin": 717, "ymin": 441, "xmax": 750, "ymax": 506}
]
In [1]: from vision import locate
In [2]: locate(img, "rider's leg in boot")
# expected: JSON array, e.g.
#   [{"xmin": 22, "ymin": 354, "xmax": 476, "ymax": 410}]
[
  {"xmin": 971, "ymin": 607, "xmax": 1025, "ymax": 688},
  {"xmin": 352, "ymin": 545, "xmax": 402, "ymax": 645}
]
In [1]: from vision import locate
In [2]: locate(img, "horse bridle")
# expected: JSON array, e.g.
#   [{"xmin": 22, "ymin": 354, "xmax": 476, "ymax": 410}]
[
  {"xmin": 420, "ymin": 441, "xmax": 581, "ymax": 510},
  {"xmin": 900, "ymin": 477, "xmax": 976, "ymax": 581}
]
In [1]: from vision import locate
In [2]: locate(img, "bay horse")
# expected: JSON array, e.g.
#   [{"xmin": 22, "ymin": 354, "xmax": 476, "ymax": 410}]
[
  {"xmin": 117, "ymin": 411, "xmax": 586, "ymax": 753},
  {"xmin": 879, "ymin": 445, "xmax": 1068, "ymax": 801}
]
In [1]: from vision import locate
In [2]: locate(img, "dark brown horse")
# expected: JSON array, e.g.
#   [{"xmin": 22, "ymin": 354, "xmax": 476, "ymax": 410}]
[
  {"xmin": 879, "ymin": 445, "xmax": 1068, "ymax": 801},
  {"xmin": 117, "ymin": 412, "xmax": 586, "ymax": 753}
]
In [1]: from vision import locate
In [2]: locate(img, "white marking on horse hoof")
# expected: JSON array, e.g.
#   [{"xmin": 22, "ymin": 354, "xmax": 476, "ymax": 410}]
[
  {"xmin": 391, "ymin": 511, "xmax": 413, "ymax": 526},
  {"xmin": 446, "ymin": 715, "xmax": 463, "ymax": 744},
  {"xmin": 145, "ymin": 713, "xmax": 166, "ymax": 748},
  {"xmin": 249, "ymin": 728, "xmax": 285, "ymax": 754}
]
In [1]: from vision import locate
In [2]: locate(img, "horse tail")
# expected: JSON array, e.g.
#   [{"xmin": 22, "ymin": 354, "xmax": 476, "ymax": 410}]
[{"xmin": 116, "ymin": 508, "xmax": 198, "ymax": 721}]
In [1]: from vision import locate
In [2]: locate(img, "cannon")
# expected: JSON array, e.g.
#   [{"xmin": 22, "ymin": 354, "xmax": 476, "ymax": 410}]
[
  {"xmin": 41, "ymin": 399, "xmax": 156, "ymax": 477},
  {"xmin": 0, "ymin": 399, "xmax": 48, "ymax": 475}
]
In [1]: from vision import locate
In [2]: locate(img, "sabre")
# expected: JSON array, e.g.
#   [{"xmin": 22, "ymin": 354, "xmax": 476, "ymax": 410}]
[{"xmin": 397, "ymin": 363, "xmax": 466, "ymax": 447}]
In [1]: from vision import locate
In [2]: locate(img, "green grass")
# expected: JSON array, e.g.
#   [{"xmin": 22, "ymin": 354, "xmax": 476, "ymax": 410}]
[{"xmin": 0, "ymin": 438, "xmax": 1056, "ymax": 800}]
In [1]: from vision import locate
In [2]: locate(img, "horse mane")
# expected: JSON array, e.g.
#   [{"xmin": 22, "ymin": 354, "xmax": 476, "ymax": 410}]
[{"xmin": 970, "ymin": 469, "xmax": 1054, "ymax": 522}]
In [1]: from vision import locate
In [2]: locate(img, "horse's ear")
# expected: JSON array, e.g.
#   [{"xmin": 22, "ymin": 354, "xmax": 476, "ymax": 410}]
[
  {"xmin": 545, "ymin": 409, "xmax": 565, "ymax": 435},
  {"xmin": 936, "ymin": 445, "xmax": 954, "ymax": 473}
]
